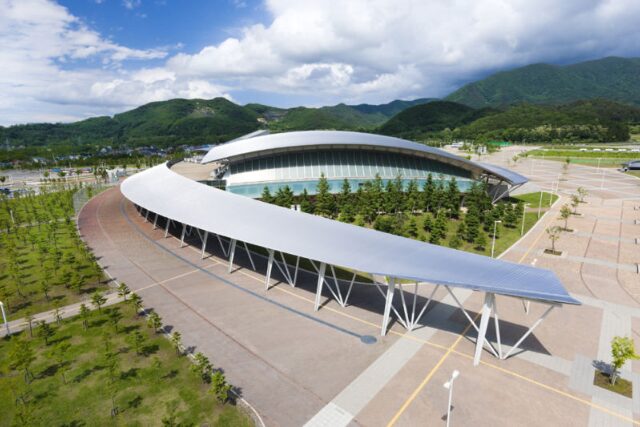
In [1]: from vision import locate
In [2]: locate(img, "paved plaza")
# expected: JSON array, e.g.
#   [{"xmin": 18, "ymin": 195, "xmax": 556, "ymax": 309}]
[{"xmin": 77, "ymin": 152, "xmax": 640, "ymax": 426}]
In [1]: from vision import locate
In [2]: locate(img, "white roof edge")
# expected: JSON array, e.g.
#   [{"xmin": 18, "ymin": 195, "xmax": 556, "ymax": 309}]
[{"xmin": 121, "ymin": 163, "xmax": 578, "ymax": 305}]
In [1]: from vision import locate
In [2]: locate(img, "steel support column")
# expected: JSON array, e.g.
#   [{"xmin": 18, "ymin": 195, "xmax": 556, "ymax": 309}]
[
  {"xmin": 180, "ymin": 223, "xmax": 187, "ymax": 247},
  {"xmin": 164, "ymin": 218, "xmax": 171, "ymax": 238},
  {"xmin": 474, "ymin": 293, "xmax": 495, "ymax": 366},
  {"xmin": 314, "ymin": 262, "xmax": 327, "ymax": 311},
  {"xmin": 227, "ymin": 239, "xmax": 237, "ymax": 273},
  {"xmin": 265, "ymin": 249, "xmax": 275, "ymax": 290},
  {"xmin": 381, "ymin": 278, "xmax": 396, "ymax": 336},
  {"xmin": 153, "ymin": 213, "xmax": 159, "ymax": 229},
  {"xmin": 201, "ymin": 231, "xmax": 209, "ymax": 259}
]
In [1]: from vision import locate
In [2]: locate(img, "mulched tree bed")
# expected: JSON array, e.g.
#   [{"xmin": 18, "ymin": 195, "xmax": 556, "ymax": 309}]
[{"xmin": 593, "ymin": 370, "xmax": 633, "ymax": 398}]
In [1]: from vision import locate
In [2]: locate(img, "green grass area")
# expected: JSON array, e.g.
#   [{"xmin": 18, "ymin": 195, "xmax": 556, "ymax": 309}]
[
  {"xmin": 0, "ymin": 303, "xmax": 252, "ymax": 426},
  {"xmin": 527, "ymin": 148, "xmax": 639, "ymax": 168},
  {"xmin": 593, "ymin": 371, "xmax": 633, "ymax": 398},
  {"xmin": 508, "ymin": 191, "xmax": 558, "ymax": 208},
  {"xmin": 1, "ymin": 190, "xmax": 110, "ymax": 320},
  {"xmin": 625, "ymin": 170, "xmax": 640, "ymax": 178}
]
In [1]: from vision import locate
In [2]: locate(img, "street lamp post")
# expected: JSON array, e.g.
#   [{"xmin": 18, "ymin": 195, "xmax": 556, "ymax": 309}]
[
  {"xmin": 538, "ymin": 191, "xmax": 543, "ymax": 218},
  {"xmin": 0, "ymin": 301, "xmax": 9, "ymax": 335},
  {"xmin": 521, "ymin": 203, "xmax": 530, "ymax": 236},
  {"xmin": 443, "ymin": 370, "xmax": 460, "ymax": 427},
  {"xmin": 491, "ymin": 220, "xmax": 502, "ymax": 258}
]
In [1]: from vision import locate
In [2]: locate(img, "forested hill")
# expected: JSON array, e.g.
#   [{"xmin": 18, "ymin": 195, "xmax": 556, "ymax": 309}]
[
  {"xmin": 378, "ymin": 99, "xmax": 640, "ymax": 143},
  {"xmin": 0, "ymin": 98, "xmax": 261, "ymax": 152},
  {"xmin": 0, "ymin": 97, "xmax": 431, "ymax": 153},
  {"xmin": 445, "ymin": 57, "xmax": 640, "ymax": 108}
]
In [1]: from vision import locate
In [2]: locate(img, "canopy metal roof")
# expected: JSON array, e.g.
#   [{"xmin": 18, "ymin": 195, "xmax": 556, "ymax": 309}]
[
  {"xmin": 201, "ymin": 131, "xmax": 529, "ymax": 186},
  {"xmin": 121, "ymin": 163, "xmax": 578, "ymax": 305}
]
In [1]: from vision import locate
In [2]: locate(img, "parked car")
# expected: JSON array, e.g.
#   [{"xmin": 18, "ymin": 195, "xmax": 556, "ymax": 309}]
[{"xmin": 621, "ymin": 160, "xmax": 640, "ymax": 171}]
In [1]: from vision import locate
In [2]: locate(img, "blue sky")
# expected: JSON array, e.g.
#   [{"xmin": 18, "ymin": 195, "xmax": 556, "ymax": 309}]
[{"xmin": 1, "ymin": 0, "xmax": 640, "ymax": 125}]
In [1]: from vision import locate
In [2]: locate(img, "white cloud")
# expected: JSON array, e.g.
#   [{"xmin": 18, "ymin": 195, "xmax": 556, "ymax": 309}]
[
  {"xmin": 122, "ymin": 0, "xmax": 141, "ymax": 10},
  {"xmin": 2, "ymin": 0, "xmax": 640, "ymax": 125}
]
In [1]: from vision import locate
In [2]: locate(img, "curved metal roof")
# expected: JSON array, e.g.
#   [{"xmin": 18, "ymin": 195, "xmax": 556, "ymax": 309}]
[
  {"xmin": 201, "ymin": 131, "xmax": 528, "ymax": 185},
  {"xmin": 121, "ymin": 163, "xmax": 578, "ymax": 305}
]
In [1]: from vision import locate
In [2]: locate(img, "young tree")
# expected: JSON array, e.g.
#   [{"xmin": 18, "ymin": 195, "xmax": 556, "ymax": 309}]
[
  {"xmin": 117, "ymin": 283, "xmax": 130, "ymax": 301},
  {"xmin": 79, "ymin": 303, "xmax": 90, "ymax": 330},
  {"xmin": 107, "ymin": 308, "xmax": 123, "ymax": 333},
  {"xmin": 147, "ymin": 311, "xmax": 163, "ymax": 334},
  {"xmin": 610, "ymin": 336, "xmax": 640, "ymax": 385},
  {"xmin": 25, "ymin": 311, "xmax": 35, "ymax": 338},
  {"xmin": 127, "ymin": 330, "xmax": 146, "ymax": 356},
  {"xmin": 50, "ymin": 341, "xmax": 71, "ymax": 384},
  {"xmin": 130, "ymin": 292, "xmax": 143, "ymax": 316},
  {"xmin": 577, "ymin": 187, "xmax": 588, "ymax": 203},
  {"xmin": 422, "ymin": 214, "xmax": 433, "ymax": 234},
  {"xmin": 40, "ymin": 279, "xmax": 51, "ymax": 301},
  {"xmin": 53, "ymin": 302, "xmax": 64, "ymax": 325},
  {"xmin": 191, "ymin": 352, "xmax": 212, "ymax": 383},
  {"xmin": 37, "ymin": 320, "xmax": 55, "ymax": 345},
  {"xmin": 9, "ymin": 336, "xmax": 35, "ymax": 384},
  {"xmin": 546, "ymin": 226, "xmax": 562, "ymax": 254},
  {"xmin": 570, "ymin": 194, "xmax": 580, "ymax": 214},
  {"xmin": 170, "ymin": 331, "xmax": 183, "ymax": 356},
  {"xmin": 91, "ymin": 291, "xmax": 107, "ymax": 312},
  {"xmin": 559, "ymin": 204, "xmax": 572, "ymax": 231},
  {"xmin": 210, "ymin": 371, "xmax": 233, "ymax": 403}
]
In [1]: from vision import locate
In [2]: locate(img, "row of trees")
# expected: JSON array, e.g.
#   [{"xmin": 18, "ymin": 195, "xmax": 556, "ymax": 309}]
[
  {"xmin": 7, "ymin": 285, "xmax": 234, "ymax": 422},
  {"xmin": 261, "ymin": 173, "xmax": 525, "ymax": 252}
]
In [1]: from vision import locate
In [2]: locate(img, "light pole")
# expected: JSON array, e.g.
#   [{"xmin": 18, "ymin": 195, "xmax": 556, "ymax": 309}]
[
  {"xmin": 520, "ymin": 203, "xmax": 530, "ymax": 236},
  {"xmin": 443, "ymin": 369, "xmax": 460, "ymax": 427},
  {"xmin": 538, "ymin": 191, "xmax": 543, "ymax": 218},
  {"xmin": 491, "ymin": 220, "xmax": 502, "ymax": 258},
  {"xmin": 0, "ymin": 301, "xmax": 9, "ymax": 335}
]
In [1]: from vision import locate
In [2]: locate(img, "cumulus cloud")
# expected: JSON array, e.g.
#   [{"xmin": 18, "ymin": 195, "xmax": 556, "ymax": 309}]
[{"xmin": 2, "ymin": 0, "xmax": 640, "ymax": 124}]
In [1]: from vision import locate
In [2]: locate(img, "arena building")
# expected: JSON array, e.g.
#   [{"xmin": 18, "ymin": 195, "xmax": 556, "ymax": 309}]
[
  {"xmin": 200, "ymin": 130, "xmax": 527, "ymax": 201},
  {"xmin": 121, "ymin": 130, "xmax": 578, "ymax": 366}
]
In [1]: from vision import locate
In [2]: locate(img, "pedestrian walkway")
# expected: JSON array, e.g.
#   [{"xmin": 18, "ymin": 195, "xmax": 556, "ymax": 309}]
[{"xmin": 0, "ymin": 291, "xmax": 122, "ymax": 337}]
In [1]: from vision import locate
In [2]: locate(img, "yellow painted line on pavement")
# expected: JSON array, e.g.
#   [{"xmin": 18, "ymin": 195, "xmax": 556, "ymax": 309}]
[
  {"xmin": 386, "ymin": 318, "xmax": 478, "ymax": 427},
  {"xmin": 157, "ymin": 224, "xmax": 637, "ymax": 425}
]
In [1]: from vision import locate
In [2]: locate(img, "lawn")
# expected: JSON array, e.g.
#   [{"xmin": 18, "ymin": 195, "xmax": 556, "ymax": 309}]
[
  {"xmin": 509, "ymin": 191, "xmax": 558, "ymax": 209},
  {"xmin": 0, "ymin": 302, "xmax": 252, "ymax": 426},
  {"xmin": 0, "ymin": 190, "xmax": 111, "ymax": 320},
  {"xmin": 626, "ymin": 170, "xmax": 640, "ymax": 178},
  {"xmin": 527, "ymin": 149, "xmax": 639, "ymax": 168}
]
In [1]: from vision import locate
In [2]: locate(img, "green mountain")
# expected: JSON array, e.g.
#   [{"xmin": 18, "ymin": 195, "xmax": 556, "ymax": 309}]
[
  {"xmin": 378, "ymin": 101, "xmax": 498, "ymax": 138},
  {"xmin": 445, "ymin": 57, "xmax": 640, "ymax": 108},
  {"xmin": 378, "ymin": 99, "xmax": 640, "ymax": 143},
  {"xmin": 0, "ymin": 98, "xmax": 260, "ymax": 152},
  {"xmin": 267, "ymin": 99, "xmax": 433, "ymax": 131},
  {"xmin": 456, "ymin": 99, "xmax": 640, "ymax": 142}
]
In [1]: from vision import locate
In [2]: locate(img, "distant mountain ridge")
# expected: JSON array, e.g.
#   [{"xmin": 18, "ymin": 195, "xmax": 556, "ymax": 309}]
[{"xmin": 445, "ymin": 57, "xmax": 640, "ymax": 108}]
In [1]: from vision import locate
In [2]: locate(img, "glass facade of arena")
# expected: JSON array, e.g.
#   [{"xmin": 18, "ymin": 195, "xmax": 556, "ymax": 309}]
[{"xmin": 224, "ymin": 149, "xmax": 475, "ymax": 198}]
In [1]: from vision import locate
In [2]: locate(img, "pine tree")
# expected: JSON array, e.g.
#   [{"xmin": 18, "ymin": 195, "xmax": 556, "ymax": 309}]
[
  {"xmin": 422, "ymin": 173, "xmax": 435, "ymax": 212},
  {"xmin": 446, "ymin": 177, "xmax": 461, "ymax": 218},
  {"xmin": 464, "ymin": 207, "xmax": 481, "ymax": 243},
  {"xmin": 474, "ymin": 231, "xmax": 488, "ymax": 251},
  {"xmin": 299, "ymin": 188, "xmax": 314, "ymax": 214},
  {"xmin": 405, "ymin": 179, "xmax": 420, "ymax": 213},
  {"xmin": 315, "ymin": 173, "xmax": 335, "ymax": 217},
  {"xmin": 260, "ymin": 186, "xmax": 273, "ymax": 204}
]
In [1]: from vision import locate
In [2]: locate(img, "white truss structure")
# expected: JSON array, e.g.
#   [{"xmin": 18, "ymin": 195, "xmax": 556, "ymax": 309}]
[{"xmin": 131, "ymin": 201, "xmax": 568, "ymax": 367}]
